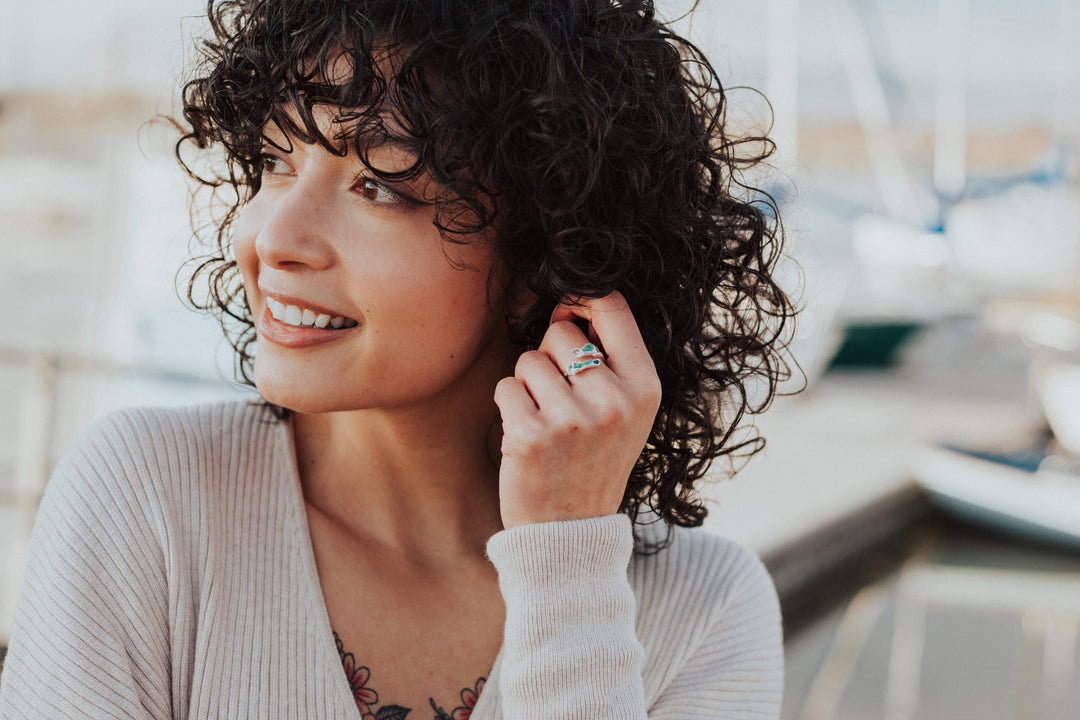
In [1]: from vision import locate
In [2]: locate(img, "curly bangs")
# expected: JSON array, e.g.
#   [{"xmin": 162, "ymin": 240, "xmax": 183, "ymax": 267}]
[{"xmin": 177, "ymin": 0, "xmax": 796, "ymax": 534}]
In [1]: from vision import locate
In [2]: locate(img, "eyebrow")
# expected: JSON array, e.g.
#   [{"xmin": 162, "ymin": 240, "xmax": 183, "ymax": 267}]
[
  {"xmin": 362, "ymin": 134, "xmax": 417, "ymax": 154},
  {"xmin": 258, "ymin": 129, "xmax": 421, "ymax": 170}
]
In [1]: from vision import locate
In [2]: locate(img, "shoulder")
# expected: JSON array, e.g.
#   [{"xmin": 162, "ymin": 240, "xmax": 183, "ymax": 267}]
[
  {"xmin": 43, "ymin": 399, "xmax": 282, "ymax": 533},
  {"xmin": 629, "ymin": 522, "xmax": 783, "ymax": 707},
  {"xmin": 630, "ymin": 520, "xmax": 778, "ymax": 620},
  {"xmin": 24, "ymin": 398, "xmax": 291, "ymax": 632},
  {"xmin": 65, "ymin": 398, "xmax": 278, "ymax": 466},
  {"xmin": 52, "ymin": 399, "xmax": 278, "ymax": 487},
  {"xmin": 0, "ymin": 402, "xmax": 275, "ymax": 719}
]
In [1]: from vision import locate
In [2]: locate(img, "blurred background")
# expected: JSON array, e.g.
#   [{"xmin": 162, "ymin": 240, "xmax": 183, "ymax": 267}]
[{"xmin": 3, "ymin": 0, "xmax": 1080, "ymax": 717}]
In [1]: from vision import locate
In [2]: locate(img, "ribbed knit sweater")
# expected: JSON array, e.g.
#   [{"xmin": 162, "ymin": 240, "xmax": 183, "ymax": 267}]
[{"xmin": 0, "ymin": 401, "xmax": 783, "ymax": 719}]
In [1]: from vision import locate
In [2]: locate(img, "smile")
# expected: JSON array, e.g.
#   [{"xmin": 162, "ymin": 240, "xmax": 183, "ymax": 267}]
[{"xmin": 266, "ymin": 297, "xmax": 358, "ymax": 329}]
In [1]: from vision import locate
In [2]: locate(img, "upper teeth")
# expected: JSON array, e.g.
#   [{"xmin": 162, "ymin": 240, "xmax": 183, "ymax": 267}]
[{"xmin": 267, "ymin": 298, "xmax": 358, "ymax": 329}]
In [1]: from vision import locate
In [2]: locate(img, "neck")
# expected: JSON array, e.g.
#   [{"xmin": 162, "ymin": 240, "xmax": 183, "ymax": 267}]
[{"xmin": 292, "ymin": 387, "xmax": 505, "ymax": 563}]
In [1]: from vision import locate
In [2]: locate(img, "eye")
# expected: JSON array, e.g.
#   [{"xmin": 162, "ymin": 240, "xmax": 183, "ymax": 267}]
[
  {"xmin": 358, "ymin": 177, "xmax": 406, "ymax": 206},
  {"xmin": 259, "ymin": 152, "xmax": 292, "ymax": 176}
]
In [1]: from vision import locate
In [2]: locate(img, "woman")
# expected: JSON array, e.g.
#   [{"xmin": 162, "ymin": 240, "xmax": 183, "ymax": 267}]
[{"xmin": 0, "ymin": 1, "xmax": 793, "ymax": 718}]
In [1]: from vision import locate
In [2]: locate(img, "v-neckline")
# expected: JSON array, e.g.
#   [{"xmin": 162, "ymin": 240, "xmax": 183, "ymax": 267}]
[{"xmin": 277, "ymin": 413, "xmax": 503, "ymax": 720}]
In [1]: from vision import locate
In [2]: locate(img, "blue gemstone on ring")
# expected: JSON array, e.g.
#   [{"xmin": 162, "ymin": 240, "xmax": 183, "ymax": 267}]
[
  {"xmin": 566, "ymin": 357, "xmax": 603, "ymax": 376},
  {"xmin": 571, "ymin": 343, "xmax": 603, "ymax": 359}
]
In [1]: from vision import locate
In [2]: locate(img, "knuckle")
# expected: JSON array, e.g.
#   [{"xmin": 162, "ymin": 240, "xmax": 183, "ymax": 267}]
[
  {"xmin": 593, "ymin": 396, "xmax": 629, "ymax": 429},
  {"xmin": 545, "ymin": 404, "xmax": 581, "ymax": 434},
  {"xmin": 494, "ymin": 375, "xmax": 519, "ymax": 395},
  {"xmin": 602, "ymin": 290, "xmax": 629, "ymax": 310},
  {"xmin": 502, "ymin": 418, "xmax": 543, "ymax": 452},
  {"xmin": 514, "ymin": 350, "xmax": 548, "ymax": 376},
  {"xmin": 500, "ymin": 434, "xmax": 533, "ymax": 459},
  {"xmin": 493, "ymin": 376, "xmax": 523, "ymax": 406},
  {"xmin": 538, "ymin": 320, "xmax": 584, "ymax": 353},
  {"xmin": 549, "ymin": 319, "xmax": 581, "ymax": 336}
]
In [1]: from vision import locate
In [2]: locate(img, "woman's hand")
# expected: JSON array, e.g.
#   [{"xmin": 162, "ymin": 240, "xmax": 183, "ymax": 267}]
[{"xmin": 494, "ymin": 292, "xmax": 663, "ymax": 529}]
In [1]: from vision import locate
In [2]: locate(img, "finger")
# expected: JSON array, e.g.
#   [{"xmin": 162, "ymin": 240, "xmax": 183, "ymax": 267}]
[
  {"xmin": 538, "ymin": 319, "xmax": 590, "ymax": 355},
  {"xmin": 538, "ymin": 320, "xmax": 612, "ymax": 383},
  {"xmin": 550, "ymin": 292, "xmax": 654, "ymax": 381},
  {"xmin": 513, "ymin": 350, "xmax": 575, "ymax": 405},
  {"xmin": 539, "ymin": 319, "xmax": 598, "ymax": 366},
  {"xmin": 493, "ymin": 375, "xmax": 539, "ymax": 418}
]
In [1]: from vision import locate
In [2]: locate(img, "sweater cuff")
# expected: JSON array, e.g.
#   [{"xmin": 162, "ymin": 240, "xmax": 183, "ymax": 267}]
[
  {"xmin": 485, "ymin": 514, "xmax": 645, "ymax": 717},
  {"xmin": 485, "ymin": 513, "xmax": 633, "ymax": 586}
]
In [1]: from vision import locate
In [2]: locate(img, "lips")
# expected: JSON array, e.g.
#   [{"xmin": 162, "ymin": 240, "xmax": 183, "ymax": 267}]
[
  {"xmin": 256, "ymin": 295, "xmax": 360, "ymax": 348},
  {"xmin": 265, "ymin": 297, "xmax": 358, "ymax": 329}
]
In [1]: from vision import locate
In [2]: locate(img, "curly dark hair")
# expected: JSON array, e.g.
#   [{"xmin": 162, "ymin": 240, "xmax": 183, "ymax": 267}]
[{"xmin": 177, "ymin": 0, "xmax": 796, "ymax": 532}]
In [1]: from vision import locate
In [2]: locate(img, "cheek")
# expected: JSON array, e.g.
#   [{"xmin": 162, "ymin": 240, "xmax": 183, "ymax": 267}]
[
  {"xmin": 367, "ymin": 261, "xmax": 498, "ymax": 346},
  {"xmin": 231, "ymin": 203, "xmax": 262, "ymax": 283}
]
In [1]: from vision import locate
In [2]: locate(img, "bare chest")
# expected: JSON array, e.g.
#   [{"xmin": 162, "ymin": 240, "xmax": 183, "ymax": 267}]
[{"xmin": 307, "ymin": 510, "xmax": 505, "ymax": 719}]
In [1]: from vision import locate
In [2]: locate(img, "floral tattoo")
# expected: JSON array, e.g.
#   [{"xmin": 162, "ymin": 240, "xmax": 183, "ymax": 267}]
[{"xmin": 334, "ymin": 632, "xmax": 486, "ymax": 720}]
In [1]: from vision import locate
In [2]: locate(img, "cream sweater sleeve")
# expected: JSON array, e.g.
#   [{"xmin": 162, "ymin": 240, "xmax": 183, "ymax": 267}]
[
  {"xmin": 485, "ymin": 514, "xmax": 783, "ymax": 720},
  {"xmin": 0, "ymin": 417, "xmax": 172, "ymax": 720},
  {"xmin": 487, "ymin": 514, "xmax": 647, "ymax": 719}
]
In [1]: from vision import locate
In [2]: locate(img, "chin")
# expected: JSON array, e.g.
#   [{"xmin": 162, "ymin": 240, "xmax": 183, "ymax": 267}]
[
  {"xmin": 256, "ymin": 386, "xmax": 337, "ymax": 414},
  {"xmin": 253, "ymin": 366, "xmax": 356, "ymax": 415}
]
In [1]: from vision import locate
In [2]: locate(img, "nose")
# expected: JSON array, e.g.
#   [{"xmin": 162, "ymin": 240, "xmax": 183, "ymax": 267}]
[{"xmin": 253, "ymin": 182, "xmax": 336, "ymax": 271}]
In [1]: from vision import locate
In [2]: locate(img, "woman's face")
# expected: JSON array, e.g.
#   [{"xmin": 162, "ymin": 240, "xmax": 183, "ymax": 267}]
[{"xmin": 233, "ymin": 118, "xmax": 515, "ymax": 415}]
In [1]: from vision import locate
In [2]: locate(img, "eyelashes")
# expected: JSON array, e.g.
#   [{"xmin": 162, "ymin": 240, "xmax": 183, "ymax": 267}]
[
  {"xmin": 256, "ymin": 151, "xmax": 424, "ymax": 208},
  {"xmin": 257, "ymin": 152, "xmax": 291, "ymax": 176},
  {"xmin": 355, "ymin": 176, "xmax": 416, "ymax": 207}
]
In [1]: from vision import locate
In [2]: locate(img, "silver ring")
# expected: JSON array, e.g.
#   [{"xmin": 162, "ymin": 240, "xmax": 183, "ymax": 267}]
[{"xmin": 566, "ymin": 343, "xmax": 604, "ymax": 376}]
